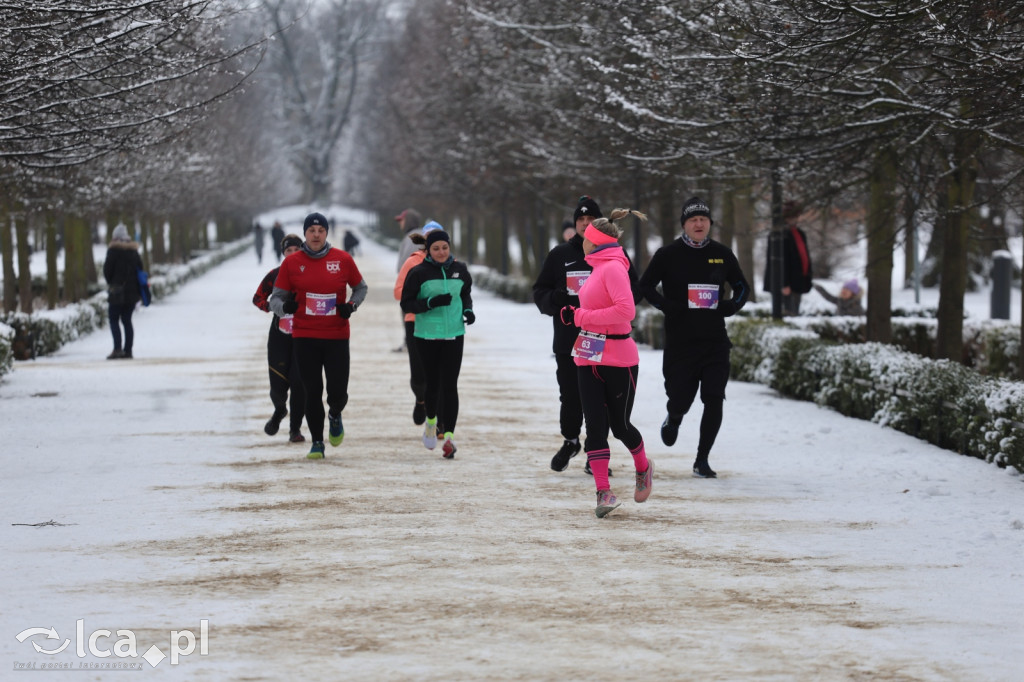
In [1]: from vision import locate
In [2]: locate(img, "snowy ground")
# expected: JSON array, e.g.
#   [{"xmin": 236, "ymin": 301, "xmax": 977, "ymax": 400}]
[{"xmin": 2, "ymin": 206, "xmax": 1023, "ymax": 681}]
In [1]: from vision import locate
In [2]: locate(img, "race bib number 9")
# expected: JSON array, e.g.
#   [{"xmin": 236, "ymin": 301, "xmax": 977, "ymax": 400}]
[
  {"xmin": 566, "ymin": 271, "xmax": 590, "ymax": 296},
  {"xmin": 305, "ymin": 292, "xmax": 337, "ymax": 316},
  {"xmin": 571, "ymin": 330, "xmax": 606, "ymax": 363},
  {"xmin": 688, "ymin": 284, "xmax": 719, "ymax": 309}
]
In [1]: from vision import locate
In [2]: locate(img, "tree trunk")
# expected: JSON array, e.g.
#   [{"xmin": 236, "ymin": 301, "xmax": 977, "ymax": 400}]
[
  {"xmin": 768, "ymin": 171, "xmax": 784, "ymax": 319},
  {"xmin": 902, "ymin": 188, "xmax": 918, "ymax": 289},
  {"xmin": 657, "ymin": 179, "xmax": 676, "ymax": 247},
  {"xmin": 1, "ymin": 204, "xmax": 15, "ymax": 313},
  {"xmin": 147, "ymin": 218, "xmax": 164, "ymax": 265},
  {"xmin": 865, "ymin": 146, "xmax": 896, "ymax": 344},
  {"xmin": 45, "ymin": 213, "xmax": 58, "ymax": 309},
  {"xmin": 482, "ymin": 210, "xmax": 501, "ymax": 272},
  {"xmin": 732, "ymin": 177, "xmax": 757, "ymax": 303},
  {"xmin": 65, "ymin": 215, "xmax": 90, "ymax": 302},
  {"xmin": 464, "ymin": 212, "xmax": 475, "ymax": 264},
  {"xmin": 16, "ymin": 213, "xmax": 33, "ymax": 313},
  {"xmin": 935, "ymin": 129, "xmax": 978, "ymax": 361},
  {"xmin": 514, "ymin": 208, "xmax": 532, "ymax": 278},
  {"xmin": 84, "ymin": 217, "xmax": 98, "ymax": 286}
]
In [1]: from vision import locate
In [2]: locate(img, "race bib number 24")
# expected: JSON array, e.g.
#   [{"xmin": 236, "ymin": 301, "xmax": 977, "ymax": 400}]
[{"xmin": 305, "ymin": 292, "xmax": 337, "ymax": 316}]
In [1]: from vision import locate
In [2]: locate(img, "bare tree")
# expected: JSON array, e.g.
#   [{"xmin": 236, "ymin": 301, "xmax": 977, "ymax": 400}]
[{"xmin": 261, "ymin": 0, "xmax": 382, "ymax": 203}]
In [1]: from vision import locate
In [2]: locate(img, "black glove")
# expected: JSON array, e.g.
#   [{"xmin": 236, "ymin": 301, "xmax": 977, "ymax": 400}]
[
  {"xmin": 428, "ymin": 293, "xmax": 452, "ymax": 309},
  {"xmin": 338, "ymin": 302, "xmax": 354, "ymax": 319},
  {"xmin": 463, "ymin": 309, "xmax": 475, "ymax": 325},
  {"xmin": 559, "ymin": 306, "xmax": 576, "ymax": 326},
  {"xmin": 281, "ymin": 294, "xmax": 298, "ymax": 315},
  {"xmin": 550, "ymin": 290, "xmax": 571, "ymax": 309}
]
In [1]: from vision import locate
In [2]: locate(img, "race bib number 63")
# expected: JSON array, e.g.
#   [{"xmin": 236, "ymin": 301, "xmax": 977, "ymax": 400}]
[{"xmin": 571, "ymin": 330, "xmax": 606, "ymax": 362}]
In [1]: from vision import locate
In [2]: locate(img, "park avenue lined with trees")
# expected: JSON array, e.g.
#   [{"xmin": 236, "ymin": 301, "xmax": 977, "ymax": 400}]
[{"xmin": 2, "ymin": 1, "xmax": 1024, "ymax": 366}]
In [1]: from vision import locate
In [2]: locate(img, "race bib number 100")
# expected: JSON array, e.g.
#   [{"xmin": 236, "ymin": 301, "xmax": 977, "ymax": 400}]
[
  {"xmin": 688, "ymin": 284, "xmax": 719, "ymax": 309},
  {"xmin": 571, "ymin": 330, "xmax": 606, "ymax": 363},
  {"xmin": 305, "ymin": 292, "xmax": 337, "ymax": 316}
]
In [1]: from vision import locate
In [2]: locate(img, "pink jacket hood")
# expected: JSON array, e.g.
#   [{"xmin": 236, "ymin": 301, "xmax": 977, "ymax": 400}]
[{"xmin": 573, "ymin": 245, "xmax": 638, "ymax": 367}]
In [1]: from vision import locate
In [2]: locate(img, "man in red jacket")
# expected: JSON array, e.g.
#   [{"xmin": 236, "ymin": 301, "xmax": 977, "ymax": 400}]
[{"xmin": 270, "ymin": 212, "xmax": 368, "ymax": 459}]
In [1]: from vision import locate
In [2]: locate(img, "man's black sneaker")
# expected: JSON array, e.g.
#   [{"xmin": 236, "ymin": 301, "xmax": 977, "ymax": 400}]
[
  {"xmin": 693, "ymin": 460, "xmax": 717, "ymax": 478},
  {"xmin": 288, "ymin": 430, "xmax": 305, "ymax": 443},
  {"xmin": 264, "ymin": 409, "xmax": 287, "ymax": 436},
  {"xmin": 661, "ymin": 414, "xmax": 682, "ymax": 446},
  {"xmin": 550, "ymin": 439, "xmax": 581, "ymax": 472},
  {"xmin": 413, "ymin": 402, "xmax": 426, "ymax": 425},
  {"xmin": 583, "ymin": 461, "xmax": 612, "ymax": 477}
]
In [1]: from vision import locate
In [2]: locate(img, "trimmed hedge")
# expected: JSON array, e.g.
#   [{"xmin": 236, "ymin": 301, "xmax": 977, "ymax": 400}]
[{"xmin": 726, "ymin": 318, "xmax": 1024, "ymax": 474}]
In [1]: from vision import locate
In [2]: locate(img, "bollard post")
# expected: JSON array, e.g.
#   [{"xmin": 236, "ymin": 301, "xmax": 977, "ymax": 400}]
[{"xmin": 990, "ymin": 250, "xmax": 1012, "ymax": 320}]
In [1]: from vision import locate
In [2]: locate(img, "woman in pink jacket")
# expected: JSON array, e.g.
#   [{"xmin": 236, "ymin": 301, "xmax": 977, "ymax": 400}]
[{"xmin": 560, "ymin": 209, "xmax": 653, "ymax": 518}]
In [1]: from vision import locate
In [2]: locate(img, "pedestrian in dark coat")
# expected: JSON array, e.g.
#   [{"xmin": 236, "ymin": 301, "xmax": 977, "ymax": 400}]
[
  {"xmin": 103, "ymin": 225, "xmax": 143, "ymax": 360},
  {"xmin": 763, "ymin": 200, "xmax": 812, "ymax": 315},
  {"xmin": 271, "ymin": 221, "xmax": 286, "ymax": 261}
]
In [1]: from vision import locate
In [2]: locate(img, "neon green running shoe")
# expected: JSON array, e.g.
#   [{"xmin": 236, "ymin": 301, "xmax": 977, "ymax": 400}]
[
  {"xmin": 307, "ymin": 441, "xmax": 325, "ymax": 459},
  {"xmin": 328, "ymin": 412, "xmax": 344, "ymax": 447}
]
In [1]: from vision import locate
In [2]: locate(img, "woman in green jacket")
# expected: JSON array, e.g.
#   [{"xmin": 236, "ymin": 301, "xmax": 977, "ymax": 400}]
[{"xmin": 400, "ymin": 228, "xmax": 474, "ymax": 459}]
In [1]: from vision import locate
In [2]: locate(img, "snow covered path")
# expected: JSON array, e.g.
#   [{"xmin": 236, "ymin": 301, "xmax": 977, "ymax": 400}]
[{"xmin": 2, "ymin": 211, "xmax": 1023, "ymax": 681}]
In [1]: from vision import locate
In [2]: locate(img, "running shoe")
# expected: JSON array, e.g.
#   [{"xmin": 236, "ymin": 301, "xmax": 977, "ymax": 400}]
[
  {"xmin": 634, "ymin": 459, "xmax": 654, "ymax": 503},
  {"xmin": 307, "ymin": 441, "xmax": 325, "ymax": 460},
  {"xmin": 661, "ymin": 413, "xmax": 681, "ymax": 446},
  {"xmin": 264, "ymin": 408, "xmax": 287, "ymax": 436},
  {"xmin": 595, "ymin": 489, "xmax": 621, "ymax": 518},
  {"xmin": 423, "ymin": 420, "xmax": 437, "ymax": 450},
  {"xmin": 550, "ymin": 439, "xmax": 581, "ymax": 472},
  {"xmin": 692, "ymin": 459, "xmax": 717, "ymax": 478},
  {"xmin": 328, "ymin": 412, "xmax": 344, "ymax": 446}
]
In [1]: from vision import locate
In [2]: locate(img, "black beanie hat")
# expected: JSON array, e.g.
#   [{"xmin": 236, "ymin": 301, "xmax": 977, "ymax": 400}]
[
  {"xmin": 680, "ymin": 196, "xmax": 713, "ymax": 225},
  {"xmin": 425, "ymin": 229, "xmax": 450, "ymax": 250},
  {"xmin": 281, "ymin": 234, "xmax": 303, "ymax": 251},
  {"xmin": 573, "ymin": 195, "xmax": 602, "ymax": 222},
  {"xmin": 303, "ymin": 212, "xmax": 329, "ymax": 233}
]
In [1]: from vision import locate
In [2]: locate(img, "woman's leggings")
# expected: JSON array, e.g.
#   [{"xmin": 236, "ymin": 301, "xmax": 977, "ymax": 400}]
[
  {"xmin": 578, "ymin": 363, "xmax": 643, "ymax": 463},
  {"xmin": 405, "ymin": 320, "xmax": 427, "ymax": 402},
  {"xmin": 415, "ymin": 336, "xmax": 464, "ymax": 433}
]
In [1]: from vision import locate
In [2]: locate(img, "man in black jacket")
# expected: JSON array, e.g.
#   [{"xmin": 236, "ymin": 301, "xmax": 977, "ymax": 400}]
[
  {"xmin": 533, "ymin": 195, "xmax": 640, "ymax": 474},
  {"xmin": 639, "ymin": 197, "xmax": 750, "ymax": 478}
]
